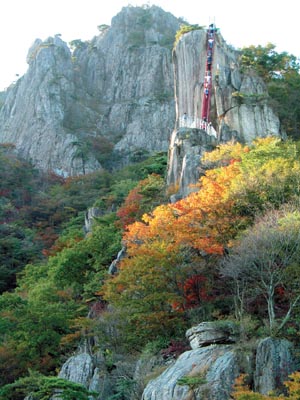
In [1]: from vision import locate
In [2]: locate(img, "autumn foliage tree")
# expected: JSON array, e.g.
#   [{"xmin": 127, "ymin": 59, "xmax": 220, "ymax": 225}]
[
  {"xmin": 0, "ymin": 150, "xmax": 170, "ymax": 386},
  {"xmin": 183, "ymin": 274, "xmax": 212, "ymax": 309},
  {"xmin": 103, "ymin": 240, "xmax": 190, "ymax": 346},
  {"xmin": 103, "ymin": 150, "xmax": 244, "ymax": 344},
  {"xmin": 116, "ymin": 173, "xmax": 165, "ymax": 229},
  {"xmin": 103, "ymin": 138, "xmax": 300, "ymax": 346},
  {"xmin": 3, "ymin": 135, "xmax": 300, "ymax": 389}
]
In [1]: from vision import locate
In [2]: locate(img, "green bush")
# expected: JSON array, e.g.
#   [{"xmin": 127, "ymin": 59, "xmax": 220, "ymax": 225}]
[
  {"xmin": 174, "ymin": 24, "xmax": 204, "ymax": 48},
  {"xmin": 0, "ymin": 370, "xmax": 97, "ymax": 400},
  {"xmin": 177, "ymin": 375, "xmax": 207, "ymax": 388}
]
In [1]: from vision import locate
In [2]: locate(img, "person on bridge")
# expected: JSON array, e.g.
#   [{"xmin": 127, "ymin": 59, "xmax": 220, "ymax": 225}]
[
  {"xmin": 201, "ymin": 117, "xmax": 207, "ymax": 130},
  {"xmin": 207, "ymin": 54, "xmax": 212, "ymax": 70},
  {"xmin": 183, "ymin": 112, "xmax": 187, "ymax": 126},
  {"xmin": 206, "ymin": 72, "xmax": 211, "ymax": 85},
  {"xmin": 208, "ymin": 24, "xmax": 215, "ymax": 38}
]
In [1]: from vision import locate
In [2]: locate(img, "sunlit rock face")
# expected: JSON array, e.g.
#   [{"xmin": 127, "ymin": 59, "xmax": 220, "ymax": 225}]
[
  {"xmin": 0, "ymin": 7, "xmax": 283, "ymax": 183},
  {"xmin": 0, "ymin": 6, "xmax": 180, "ymax": 175},
  {"xmin": 0, "ymin": 36, "xmax": 88, "ymax": 175},
  {"xmin": 168, "ymin": 28, "xmax": 283, "ymax": 197},
  {"xmin": 142, "ymin": 345, "xmax": 239, "ymax": 400}
]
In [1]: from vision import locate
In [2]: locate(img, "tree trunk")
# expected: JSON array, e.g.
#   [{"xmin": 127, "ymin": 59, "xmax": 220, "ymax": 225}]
[{"xmin": 267, "ymin": 293, "xmax": 276, "ymax": 333}]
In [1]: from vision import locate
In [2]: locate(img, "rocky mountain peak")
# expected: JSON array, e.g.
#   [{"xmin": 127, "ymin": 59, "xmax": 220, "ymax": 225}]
[
  {"xmin": 0, "ymin": 5, "xmax": 180, "ymax": 176},
  {"xmin": 26, "ymin": 35, "xmax": 70, "ymax": 66},
  {"xmin": 0, "ymin": 7, "xmax": 283, "ymax": 182}
]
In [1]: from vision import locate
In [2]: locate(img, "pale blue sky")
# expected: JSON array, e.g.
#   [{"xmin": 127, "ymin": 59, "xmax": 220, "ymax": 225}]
[{"xmin": 1, "ymin": 0, "xmax": 299, "ymax": 91}]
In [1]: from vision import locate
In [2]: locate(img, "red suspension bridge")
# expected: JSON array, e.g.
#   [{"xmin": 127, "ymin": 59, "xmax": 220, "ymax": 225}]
[{"xmin": 180, "ymin": 23, "xmax": 217, "ymax": 137}]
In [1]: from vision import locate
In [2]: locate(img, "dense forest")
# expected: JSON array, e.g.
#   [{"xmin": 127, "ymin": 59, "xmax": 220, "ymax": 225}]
[{"xmin": 1, "ymin": 40, "xmax": 300, "ymax": 399}]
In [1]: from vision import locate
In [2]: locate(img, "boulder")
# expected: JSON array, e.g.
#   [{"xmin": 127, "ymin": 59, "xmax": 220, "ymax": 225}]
[
  {"xmin": 186, "ymin": 321, "xmax": 239, "ymax": 349},
  {"xmin": 58, "ymin": 352, "xmax": 94, "ymax": 387},
  {"xmin": 142, "ymin": 345, "xmax": 239, "ymax": 400},
  {"xmin": 254, "ymin": 337, "xmax": 295, "ymax": 395}
]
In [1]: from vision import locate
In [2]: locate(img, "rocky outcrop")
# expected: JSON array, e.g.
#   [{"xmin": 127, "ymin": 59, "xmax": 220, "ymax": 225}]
[
  {"xmin": 167, "ymin": 128, "xmax": 216, "ymax": 199},
  {"xmin": 84, "ymin": 207, "xmax": 102, "ymax": 233},
  {"xmin": 167, "ymin": 28, "xmax": 283, "ymax": 197},
  {"xmin": 142, "ymin": 322, "xmax": 296, "ymax": 400},
  {"xmin": 186, "ymin": 321, "xmax": 239, "ymax": 349},
  {"xmin": 54, "ymin": 321, "xmax": 296, "ymax": 400},
  {"xmin": 0, "ymin": 36, "xmax": 93, "ymax": 176},
  {"xmin": 0, "ymin": 6, "xmax": 180, "ymax": 175},
  {"xmin": 108, "ymin": 246, "xmax": 126, "ymax": 274},
  {"xmin": 142, "ymin": 320, "xmax": 242, "ymax": 400},
  {"xmin": 57, "ymin": 352, "xmax": 112, "ymax": 399},
  {"xmin": 58, "ymin": 352, "xmax": 95, "ymax": 386},
  {"xmin": 254, "ymin": 337, "xmax": 295, "ymax": 394},
  {"xmin": 71, "ymin": 6, "xmax": 179, "ymax": 167},
  {"xmin": 142, "ymin": 345, "xmax": 239, "ymax": 400},
  {"xmin": 1, "ymin": 9, "xmax": 284, "ymax": 183},
  {"xmin": 0, "ymin": 91, "xmax": 6, "ymax": 109}
]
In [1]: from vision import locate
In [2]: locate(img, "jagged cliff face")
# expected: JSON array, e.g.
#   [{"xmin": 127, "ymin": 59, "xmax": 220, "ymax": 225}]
[
  {"xmin": 168, "ymin": 29, "xmax": 283, "ymax": 196},
  {"xmin": 173, "ymin": 29, "xmax": 281, "ymax": 141},
  {"xmin": 0, "ymin": 6, "xmax": 179, "ymax": 175},
  {"xmin": 74, "ymin": 7, "xmax": 178, "ymax": 156},
  {"xmin": 0, "ymin": 10, "xmax": 283, "ymax": 178},
  {"xmin": 0, "ymin": 36, "xmax": 88, "ymax": 175}
]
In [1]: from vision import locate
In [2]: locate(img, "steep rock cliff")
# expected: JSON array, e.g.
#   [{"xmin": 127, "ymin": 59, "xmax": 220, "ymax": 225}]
[
  {"xmin": 173, "ymin": 29, "xmax": 281, "ymax": 141},
  {"xmin": 167, "ymin": 127, "xmax": 216, "ymax": 199},
  {"xmin": 0, "ymin": 6, "xmax": 179, "ymax": 175},
  {"xmin": 0, "ymin": 36, "xmax": 91, "ymax": 175},
  {"xmin": 168, "ymin": 28, "xmax": 283, "ymax": 197},
  {"xmin": 142, "ymin": 345, "xmax": 239, "ymax": 400}
]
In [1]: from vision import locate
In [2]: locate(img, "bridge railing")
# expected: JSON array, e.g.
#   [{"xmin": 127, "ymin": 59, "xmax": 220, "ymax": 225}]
[{"xmin": 179, "ymin": 116, "xmax": 217, "ymax": 137}]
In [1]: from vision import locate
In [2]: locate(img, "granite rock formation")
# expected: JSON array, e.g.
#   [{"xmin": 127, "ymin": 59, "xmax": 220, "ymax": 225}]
[
  {"xmin": 0, "ymin": 6, "xmax": 180, "ymax": 175},
  {"xmin": 168, "ymin": 28, "xmax": 283, "ymax": 197},
  {"xmin": 254, "ymin": 337, "xmax": 295, "ymax": 394},
  {"xmin": 186, "ymin": 321, "xmax": 239, "ymax": 349},
  {"xmin": 142, "ymin": 345, "xmax": 239, "ymax": 400},
  {"xmin": 142, "ymin": 324, "xmax": 295, "ymax": 400}
]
